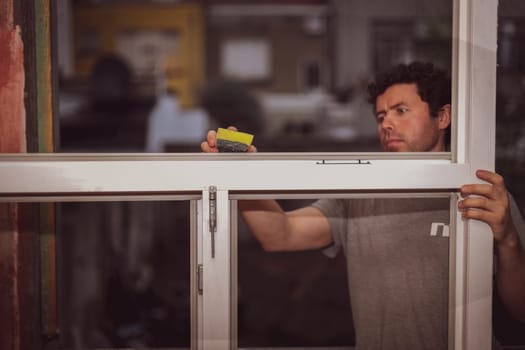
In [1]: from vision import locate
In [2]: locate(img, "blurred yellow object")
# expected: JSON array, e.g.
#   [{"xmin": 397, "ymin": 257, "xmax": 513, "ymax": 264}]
[
  {"xmin": 216, "ymin": 128, "xmax": 254, "ymax": 152},
  {"xmin": 73, "ymin": 3, "xmax": 205, "ymax": 108}
]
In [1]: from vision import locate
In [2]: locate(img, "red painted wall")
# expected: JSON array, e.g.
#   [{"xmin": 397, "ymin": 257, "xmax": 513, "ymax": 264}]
[
  {"xmin": 0, "ymin": 22, "xmax": 33, "ymax": 350},
  {"xmin": 0, "ymin": 26, "xmax": 26, "ymax": 153}
]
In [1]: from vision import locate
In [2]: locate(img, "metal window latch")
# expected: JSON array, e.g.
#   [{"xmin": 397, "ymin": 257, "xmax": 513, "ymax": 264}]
[
  {"xmin": 316, "ymin": 159, "xmax": 371, "ymax": 165},
  {"xmin": 209, "ymin": 186, "xmax": 217, "ymax": 258},
  {"xmin": 197, "ymin": 264, "xmax": 203, "ymax": 295}
]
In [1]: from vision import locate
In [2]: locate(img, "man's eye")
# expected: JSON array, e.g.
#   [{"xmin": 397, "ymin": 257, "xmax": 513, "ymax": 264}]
[{"xmin": 397, "ymin": 108, "xmax": 408, "ymax": 114}]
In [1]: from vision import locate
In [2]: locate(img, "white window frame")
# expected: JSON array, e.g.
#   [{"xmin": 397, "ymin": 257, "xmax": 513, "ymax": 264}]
[{"xmin": 0, "ymin": 0, "xmax": 497, "ymax": 349}]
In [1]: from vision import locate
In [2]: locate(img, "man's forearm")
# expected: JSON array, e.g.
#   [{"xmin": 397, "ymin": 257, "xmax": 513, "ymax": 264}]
[
  {"xmin": 496, "ymin": 229, "xmax": 525, "ymax": 322},
  {"xmin": 239, "ymin": 199, "xmax": 290, "ymax": 251}
]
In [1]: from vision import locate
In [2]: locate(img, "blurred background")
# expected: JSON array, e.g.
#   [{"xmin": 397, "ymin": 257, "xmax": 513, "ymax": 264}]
[
  {"xmin": 51, "ymin": 0, "xmax": 525, "ymax": 348},
  {"xmin": 56, "ymin": 0, "xmax": 453, "ymax": 153}
]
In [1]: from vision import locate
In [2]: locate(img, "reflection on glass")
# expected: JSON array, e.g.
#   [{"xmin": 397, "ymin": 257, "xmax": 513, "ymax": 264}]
[
  {"xmin": 56, "ymin": 1, "xmax": 452, "ymax": 153},
  {"xmin": 237, "ymin": 196, "xmax": 450, "ymax": 349},
  {"xmin": 58, "ymin": 201, "xmax": 191, "ymax": 348}
]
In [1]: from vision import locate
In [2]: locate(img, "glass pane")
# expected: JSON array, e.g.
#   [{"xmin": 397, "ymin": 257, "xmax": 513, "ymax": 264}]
[
  {"xmin": 56, "ymin": 0, "xmax": 452, "ymax": 153},
  {"xmin": 236, "ymin": 195, "xmax": 452, "ymax": 349},
  {"xmin": 57, "ymin": 201, "xmax": 193, "ymax": 349}
]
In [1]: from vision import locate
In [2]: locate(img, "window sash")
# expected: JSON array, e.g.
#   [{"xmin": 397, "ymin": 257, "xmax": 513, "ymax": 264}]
[
  {"xmin": 1, "ymin": 156, "xmax": 471, "ymax": 198},
  {"xmin": 228, "ymin": 193, "xmax": 458, "ymax": 350}
]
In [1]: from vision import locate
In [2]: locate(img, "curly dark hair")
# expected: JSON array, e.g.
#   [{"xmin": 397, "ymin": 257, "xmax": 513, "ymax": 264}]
[
  {"xmin": 367, "ymin": 61, "xmax": 451, "ymax": 145},
  {"xmin": 368, "ymin": 61, "xmax": 451, "ymax": 116}
]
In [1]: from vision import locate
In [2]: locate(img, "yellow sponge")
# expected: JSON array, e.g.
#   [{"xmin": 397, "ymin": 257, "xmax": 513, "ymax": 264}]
[{"xmin": 216, "ymin": 128, "xmax": 254, "ymax": 152}]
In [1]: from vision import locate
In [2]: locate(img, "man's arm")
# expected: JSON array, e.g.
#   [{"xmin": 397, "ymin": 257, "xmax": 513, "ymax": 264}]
[
  {"xmin": 239, "ymin": 200, "xmax": 333, "ymax": 251},
  {"xmin": 460, "ymin": 170, "xmax": 525, "ymax": 322},
  {"xmin": 201, "ymin": 127, "xmax": 333, "ymax": 252},
  {"xmin": 494, "ymin": 223, "xmax": 525, "ymax": 322}
]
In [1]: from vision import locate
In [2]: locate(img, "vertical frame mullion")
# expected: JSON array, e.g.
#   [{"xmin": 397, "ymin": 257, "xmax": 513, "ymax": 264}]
[
  {"xmin": 453, "ymin": 194, "xmax": 466, "ymax": 350},
  {"xmin": 458, "ymin": 0, "xmax": 497, "ymax": 349},
  {"xmin": 197, "ymin": 199, "xmax": 204, "ymax": 350},
  {"xmin": 201, "ymin": 187, "xmax": 231, "ymax": 350},
  {"xmin": 191, "ymin": 200, "xmax": 199, "ymax": 350},
  {"xmin": 230, "ymin": 200, "xmax": 238, "ymax": 350}
]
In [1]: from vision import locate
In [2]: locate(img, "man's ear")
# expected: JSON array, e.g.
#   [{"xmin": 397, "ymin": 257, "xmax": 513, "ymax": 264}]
[{"xmin": 437, "ymin": 104, "xmax": 451, "ymax": 130}]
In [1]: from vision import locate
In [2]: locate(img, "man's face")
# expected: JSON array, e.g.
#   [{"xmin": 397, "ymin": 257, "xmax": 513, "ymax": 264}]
[{"xmin": 375, "ymin": 83, "xmax": 449, "ymax": 152}]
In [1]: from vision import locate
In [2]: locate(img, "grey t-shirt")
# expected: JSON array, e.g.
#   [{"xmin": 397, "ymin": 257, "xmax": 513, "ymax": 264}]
[
  {"xmin": 312, "ymin": 197, "xmax": 452, "ymax": 350},
  {"xmin": 312, "ymin": 196, "xmax": 525, "ymax": 350}
]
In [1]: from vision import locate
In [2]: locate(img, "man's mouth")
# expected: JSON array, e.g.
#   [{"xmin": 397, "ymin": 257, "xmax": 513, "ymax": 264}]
[{"xmin": 384, "ymin": 138, "xmax": 404, "ymax": 148}]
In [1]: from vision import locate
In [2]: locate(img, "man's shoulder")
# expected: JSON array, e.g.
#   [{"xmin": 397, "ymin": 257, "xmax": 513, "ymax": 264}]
[{"xmin": 311, "ymin": 197, "xmax": 449, "ymax": 221}]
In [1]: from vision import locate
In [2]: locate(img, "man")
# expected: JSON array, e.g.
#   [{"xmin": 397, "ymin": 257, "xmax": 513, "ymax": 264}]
[{"xmin": 201, "ymin": 62, "xmax": 525, "ymax": 349}]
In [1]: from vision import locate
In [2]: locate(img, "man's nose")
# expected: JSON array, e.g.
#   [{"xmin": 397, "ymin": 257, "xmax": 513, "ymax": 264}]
[{"xmin": 380, "ymin": 113, "xmax": 395, "ymax": 130}]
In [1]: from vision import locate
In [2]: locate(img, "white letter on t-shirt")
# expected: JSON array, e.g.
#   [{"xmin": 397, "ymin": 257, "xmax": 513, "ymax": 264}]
[{"xmin": 430, "ymin": 222, "xmax": 450, "ymax": 237}]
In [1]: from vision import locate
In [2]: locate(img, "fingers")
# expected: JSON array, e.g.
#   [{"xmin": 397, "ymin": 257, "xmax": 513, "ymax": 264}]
[
  {"xmin": 200, "ymin": 141, "xmax": 218, "ymax": 153},
  {"xmin": 460, "ymin": 183, "xmax": 494, "ymax": 199},
  {"xmin": 459, "ymin": 170, "xmax": 511, "ymax": 241},
  {"xmin": 206, "ymin": 130, "xmax": 217, "ymax": 148},
  {"xmin": 458, "ymin": 196, "xmax": 506, "ymax": 220},
  {"xmin": 475, "ymin": 169, "xmax": 504, "ymax": 187},
  {"xmin": 459, "ymin": 169, "xmax": 509, "ymax": 211},
  {"xmin": 460, "ymin": 169, "xmax": 506, "ymax": 200},
  {"xmin": 201, "ymin": 130, "xmax": 218, "ymax": 153},
  {"xmin": 459, "ymin": 196, "xmax": 492, "ymax": 211},
  {"xmin": 459, "ymin": 201, "xmax": 509, "ymax": 241},
  {"xmin": 201, "ymin": 126, "xmax": 258, "ymax": 153},
  {"xmin": 458, "ymin": 195, "xmax": 507, "ymax": 241},
  {"xmin": 459, "ymin": 206, "xmax": 498, "ymax": 222}
]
